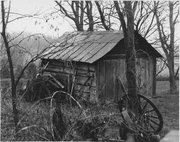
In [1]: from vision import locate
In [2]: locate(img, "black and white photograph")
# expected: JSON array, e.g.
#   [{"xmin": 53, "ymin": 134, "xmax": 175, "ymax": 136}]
[{"xmin": 0, "ymin": 0, "xmax": 179, "ymax": 141}]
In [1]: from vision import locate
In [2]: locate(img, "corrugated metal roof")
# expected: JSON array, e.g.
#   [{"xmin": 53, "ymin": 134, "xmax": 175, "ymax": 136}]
[{"xmin": 42, "ymin": 31, "xmax": 124, "ymax": 63}]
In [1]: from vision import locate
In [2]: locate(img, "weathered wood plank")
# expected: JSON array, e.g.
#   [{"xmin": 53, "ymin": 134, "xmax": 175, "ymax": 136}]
[
  {"xmin": 69, "ymin": 42, "xmax": 92, "ymax": 60},
  {"xmin": 61, "ymin": 43, "xmax": 84, "ymax": 60},
  {"xmin": 83, "ymin": 34, "xmax": 103, "ymax": 43},
  {"xmin": 105, "ymin": 60, "xmax": 111, "ymax": 99},
  {"xmin": 86, "ymin": 43, "xmax": 117, "ymax": 63},
  {"xmin": 43, "ymin": 46, "xmax": 57, "ymax": 58},
  {"xmin": 98, "ymin": 33, "xmax": 118, "ymax": 42},
  {"xmin": 50, "ymin": 60, "xmax": 65, "ymax": 67},
  {"xmin": 48, "ymin": 47, "xmax": 66, "ymax": 59},
  {"xmin": 74, "ymin": 43, "xmax": 100, "ymax": 61},
  {"xmin": 76, "ymin": 69, "xmax": 95, "ymax": 75},
  {"xmin": 111, "ymin": 59, "xmax": 117, "ymax": 100},
  {"xmin": 76, "ymin": 63, "xmax": 95, "ymax": 71},
  {"xmin": 152, "ymin": 57, "xmax": 156, "ymax": 96},
  {"xmin": 56, "ymin": 44, "xmax": 78, "ymax": 60},
  {"xmin": 76, "ymin": 76, "xmax": 96, "ymax": 86},
  {"xmin": 81, "ymin": 42, "xmax": 108, "ymax": 62},
  {"xmin": 110, "ymin": 33, "xmax": 123, "ymax": 43},
  {"xmin": 97, "ymin": 60, "xmax": 105, "ymax": 100},
  {"xmin": 73, "ymin": 34, "xmax": 88, "ymax": 43}
]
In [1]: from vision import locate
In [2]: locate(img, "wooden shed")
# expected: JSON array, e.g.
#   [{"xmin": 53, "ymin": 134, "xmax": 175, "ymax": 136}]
[{"xmin": 41, "ymin": 31, "xmax": 162, "ymax": 104}]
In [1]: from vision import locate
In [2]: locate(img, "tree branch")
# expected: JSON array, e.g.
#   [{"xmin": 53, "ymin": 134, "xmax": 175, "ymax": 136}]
[
  {"xmin": 95, "ymin": 1, "xmax": 110, "ymax": 30},
  {"xmin": 114, "ymin": 1, "xmax": 127, "ymax": 34},
  {"xmin": 55, "ymin": 1, "xmax": 75, "ymax": 21}
]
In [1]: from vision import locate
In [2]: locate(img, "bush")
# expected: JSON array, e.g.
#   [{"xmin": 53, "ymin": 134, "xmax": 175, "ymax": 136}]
[{"xmin": 25, "ymin": 63, "xmax": 37, "ymax": 79}]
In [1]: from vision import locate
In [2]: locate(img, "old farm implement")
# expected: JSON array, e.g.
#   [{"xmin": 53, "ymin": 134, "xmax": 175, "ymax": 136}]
[{"xmin": 24, "ymin": 73, "xmax": 163, "ymax": 141}]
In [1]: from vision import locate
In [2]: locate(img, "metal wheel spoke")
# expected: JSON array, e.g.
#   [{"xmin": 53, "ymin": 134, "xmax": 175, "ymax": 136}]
[
  {"xmin": 149, "ymin": 123, "xmax": 156, "ymax": 131},
  {"xmin": 120, "ymin": 94, "xmax": 163, "ymax": 134},
  {"xmin": 141, "ymin": 101, "xmax": 149, "ymax": 113},
  {"xmin": 145, "ymin": 109, "xmax": 155, "ymax": 113},
  {"xmin": 147, "ymin": 115, "xmax": 160, "ymax": 119},
  {"xmin": 148, "ymin": 118, "xmax": 159, "ymax": 126}
]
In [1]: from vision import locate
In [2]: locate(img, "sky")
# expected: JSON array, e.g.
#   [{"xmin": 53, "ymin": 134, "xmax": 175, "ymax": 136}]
[
  {"xmin": 5, "ymin": 0, "xmax": 73, "ymax": 37},
  {"xmin": 3, "ymin": 0, "xmax": 180, "ymax": 41}
]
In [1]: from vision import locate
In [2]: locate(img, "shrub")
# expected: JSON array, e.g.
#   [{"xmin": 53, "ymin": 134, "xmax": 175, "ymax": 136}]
[{"xmin": 25, "ymin": 63, "xmax": 37, "ymax": 79}]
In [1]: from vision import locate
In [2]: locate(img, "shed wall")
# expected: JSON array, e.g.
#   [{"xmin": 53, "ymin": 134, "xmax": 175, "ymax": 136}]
[
  {"xmin": 42, "ymin": 55, "xmax": 155, "ymax": 104},
  {"xmin": 42, "ymin": 60, "xmax": 97, "ymax": 104},
  {"xmin": 96, "ymin": 57, "xmax": 154, "ymax": 103}
]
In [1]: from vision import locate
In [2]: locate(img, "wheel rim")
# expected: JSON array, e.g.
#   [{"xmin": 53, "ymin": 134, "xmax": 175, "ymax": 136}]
[
  {"xmin": 137, "ymin": 94, "xmax": 163, "ymax": 134},
  {"xmin": 119, "ymin": 94, "xmax": 163, "ymax": 135}
]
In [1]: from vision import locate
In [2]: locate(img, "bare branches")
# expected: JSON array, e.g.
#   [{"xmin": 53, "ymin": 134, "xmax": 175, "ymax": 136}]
[
  {"xmin": 154, "ymin": 1, "xmax": 178, "ymax": 93},
  {"xmin": 173, "ymin": 8, "xmax": 179, "ymax": 25},
  {"xmin": 95, "ymin": 1, "xmax": 110, "ymax": 31},
  {"xmin": 114, "ymin": 1, "xmax": 126, "ymax": 34},
  {"xmin": 156, "ymin": 58, "xmax": 167, "ymax": 77},
  {"xmin": 55, "ymin": 1, "xmax": 75, "ymax": 21},
  {"xmin": 1, "ymin": 0, "xmax": 19, "ymax": 132},
  {"xmin": 86, "ymin": 1, "xmax": 93, "ymax": 31},
  {"xmin": 55, "ymin": 1, "xmax": 84, "ymax": 31}
]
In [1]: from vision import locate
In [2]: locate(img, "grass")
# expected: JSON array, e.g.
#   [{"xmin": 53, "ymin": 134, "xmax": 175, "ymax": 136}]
[
  {"xmin": 1, "ymin": 80, "xmax": 179, "ymax": 141},
  {"xmin": 154, "ymin": 80, "xmax": 179, "ymax": 138},
  {"xmin": 151, "ymin": 92, "xmax": 179, "ymax": 139},
  {"xmin": 1, "ymin": 93, "xmax": 52, "ymax": 141},
  {"xmin": 156, "ymin": 80, "xmax": 179, "ymax": 94}
]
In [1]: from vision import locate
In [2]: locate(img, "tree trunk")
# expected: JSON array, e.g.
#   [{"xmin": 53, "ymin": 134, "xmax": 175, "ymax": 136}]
[
  {"xmin": 95, "ymin": 1, "xmax": 110, "ymax": 31},
  {"xmin": 168, "ymin": 1, "xmax": 177, "ymax": 94},
  {"xmin": 86, "ymin": 1, "xmax": 94, "ymax": 31},
  {"xmin": 124, "ymin": 1, "xmax": 139, "ymax": 115},
  {"xmin": 168, "ymin": 58, "xmax": 177, "ymax": 93},
  {"xmin": 154, "ymin": 1, "xmax": 177, "ymax": 94},
  {"xmin": 1, "ymin": 0, "xmax": 19, "ymax": 133},
  {"xmin": 175, "ymin": 67, "xmax": 179, "ymax": 78}
]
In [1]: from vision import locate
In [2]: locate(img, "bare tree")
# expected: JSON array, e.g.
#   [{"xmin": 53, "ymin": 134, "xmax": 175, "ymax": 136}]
[
  {"xmin": 54, "ymin": 1, "xmax": 118, "ymax": 31},
  {"xmin": 55, "ymin": 1, "xmax": 85, "ymax": 31},
  {"xmin": 1, "ymin": 0, "xmax": 55, "ymax": 135},
  {"xmin": 134, "ymin": 1, "xmax": 157, "ymax": 38},
  {"xmin": 154, "ymin": 1, "xmax": 179, "ymax": 93},
  {"xmin": 113, "ymin": 1, "xmax": 140, "ymax": 141},
  {"xmin": 156, "ymin": 58, "xmax": 167, "ymax": 77},
  {"xmin": 1, "ymin": 0, "xmax": 19, "ymax": 133},
  {"xmin": 114, "ymin": 0, "xmax": 139, "ymax": 115},
  {"xmin": 95, "ymin": 1, "xmax": 110, "ymax": 30}
]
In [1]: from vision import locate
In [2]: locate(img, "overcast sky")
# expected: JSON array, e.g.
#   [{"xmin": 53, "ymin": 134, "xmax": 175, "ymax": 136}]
[
  {"xmin": 5, "ymin": 0, "xmax": 73, "ymax": 37},
  {"xmin": 3, "ymin": 0, "xmax": 180, "ymax": 41}
]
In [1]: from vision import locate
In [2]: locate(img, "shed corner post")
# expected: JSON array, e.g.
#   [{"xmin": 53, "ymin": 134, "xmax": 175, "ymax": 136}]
[
  {"xmin": 95, "ymin": 61, "xmax": 100, "ymax": 103},
  {"xmin": 152, "ymin": 57, "xmax": 157, "ymax": 96}
]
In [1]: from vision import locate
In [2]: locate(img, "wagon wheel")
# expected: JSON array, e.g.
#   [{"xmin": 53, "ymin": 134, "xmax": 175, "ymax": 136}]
[
  {"xmin": 137, "ymin": 94, "xmax": 163, "ymax": 134},
  {"xmin": 119, "ymin": 94, "xmax": 163, "ymax": 135}
]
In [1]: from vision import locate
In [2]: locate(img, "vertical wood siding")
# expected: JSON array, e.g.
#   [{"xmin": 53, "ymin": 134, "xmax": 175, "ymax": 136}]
[
  {"xmin": 97, "ymin": 58, "xmax": 127, "ymax": 103},
  {"xmin": 42, "ymin": 56, "xmax": 155, "ymax": 104},
  {"xmin": 97, "ymin": 57, "xmax": 154, "ymax": 102}
]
